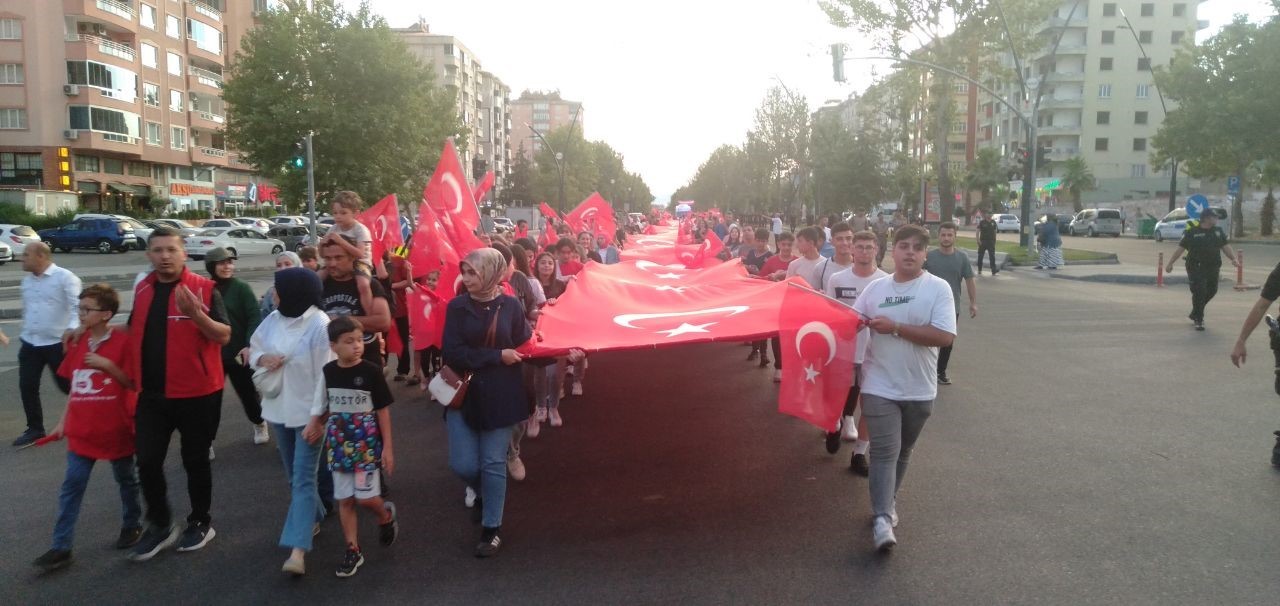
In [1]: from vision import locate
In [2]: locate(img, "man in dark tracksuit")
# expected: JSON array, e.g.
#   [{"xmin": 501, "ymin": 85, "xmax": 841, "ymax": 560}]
[
  {"xmin": 976, "ymin": 214, "xmax": 998, "ymax": 275},
  {"xmin": 1165, "ymin": 211, "xmax": 1238, "ymax": 330}
]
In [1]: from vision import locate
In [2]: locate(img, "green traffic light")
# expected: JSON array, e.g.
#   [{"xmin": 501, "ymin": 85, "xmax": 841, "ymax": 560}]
[{"xmin": 291, "ymin": 156, "xmax": 305, "ymax": 169}]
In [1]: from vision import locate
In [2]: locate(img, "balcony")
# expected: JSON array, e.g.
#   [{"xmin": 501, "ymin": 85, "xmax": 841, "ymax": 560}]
[
  {"xmin": 188, "ymin": 0, "xmax": 222, "ymax": 22},
  {"xmin": 65, "ymin": 33, "xmax": 137, "ymax": 65},
  {"xmin": 1047, "ymin": 71, "xmax": 1086, "ymax": 82},
  {"xmin": 1045, "ymin": 147, "xmax": 1081, "ymax": 161},
  {"xmin": 65, "ymin": 0, "xmax": 138, "ymax": 33},
  {"xmin": 1036, "ymin": 124, "xmax": 1082, "ymax": 135},
  {"xmin": 189, "ymin": 110, "xmax": 225, "ymax": 130},
  {"xmin": 193, "ymin": 146, "xmax": 229, "ymax": 167},
  {"xmin": 227, "ymin": 152, "xmax": 254, "ymax": 170},
  {"xmin": 1051, "ymin": 42, "xmax": 1088, "ymax": 55},
  {"xmin": 74, "ymin": 130, "xmax": 144, "ymax": 157},
  {"xmin": 1039, "ymin": 96, "xmax": 1083, "ymax": 109},
  {"xmin": 188, "ymin": 66, "xmax": 224, "ymax": 89}
]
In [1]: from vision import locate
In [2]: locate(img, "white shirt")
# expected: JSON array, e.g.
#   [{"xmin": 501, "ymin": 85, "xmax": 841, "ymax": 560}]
[
  {"xmin": 809, "ymin": 257, "xmax": 853, "ymax": 292},
  {"xmin": 852, "ymin": 272, "xmax": 957, "ymax": 401},
  {"xmin": 333, "ymin": 222, "xmax": 374, "ymax": 268},
  {"xmin": 826, "ymin": 266, "xmax": 888, "ymax": 364},
  {"xmin": 785, "ymin": 255, "xmax": 824, "ymax": 289},
  {"xmin": 21, "ymin": 263, "xmax": 81, "ymax": 347},
  {"xmin": 771, "ymin": 217, "xmax": 783, "ymax": 235},
  {"xmin": 250, "ymin": 306, "xmax": 334, "ymax": 427}
]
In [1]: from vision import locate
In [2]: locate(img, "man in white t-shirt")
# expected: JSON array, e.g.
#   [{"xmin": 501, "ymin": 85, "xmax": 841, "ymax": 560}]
[
  {"xmin": 811, "ymin": 222, "xmax": 855, "ymax": 292},
  {"xmin": 824, "ymin": 230, "xmax": 887, "ymax": 470},
  {"xmin": 851, "ymin": 224, "xmax": 956, "ymax": 553},
  {"xmin": 781, "ymin": 227, "xmax": 824, "ymax": 288}
]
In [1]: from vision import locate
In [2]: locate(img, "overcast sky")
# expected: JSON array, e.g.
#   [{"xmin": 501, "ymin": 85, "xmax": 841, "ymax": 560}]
[{"xmin": 355, "ymin": 0, "xmax": 1275, "ymax": 203}]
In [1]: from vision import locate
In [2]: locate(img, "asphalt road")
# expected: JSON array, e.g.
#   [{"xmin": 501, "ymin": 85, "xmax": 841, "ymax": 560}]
[
  {"xmin": 0, "ymin": 269, "xmax": 1278, "ymax": 604},
  {"xmin": 993, "ymin": 231, "xmax": 1280, "ymax": 281}
]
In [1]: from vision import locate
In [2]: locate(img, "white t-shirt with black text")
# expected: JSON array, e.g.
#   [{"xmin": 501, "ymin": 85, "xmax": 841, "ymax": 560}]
[
  {"xmin": 852, "ymin": 272, "xmax": 957, "ymax": 401},
  {"xmin": 826, "ymin": 266, "xmax": 889, "ymax": 364}
]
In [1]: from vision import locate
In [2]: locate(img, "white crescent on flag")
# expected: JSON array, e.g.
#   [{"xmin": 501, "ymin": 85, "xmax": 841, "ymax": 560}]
[
  {"xmin": 613, "ymin": 306, "xmax": 750, "ymax": 329},
  {"xmin": 795, "ymin": 321, "xmax": 838, "ymax": 365}
]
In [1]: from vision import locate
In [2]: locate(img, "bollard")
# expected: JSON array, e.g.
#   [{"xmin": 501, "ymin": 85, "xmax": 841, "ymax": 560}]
[
  {"xmin": 1235, "ymin": 250, "xmax": 1248, "ymax": 291},
  {"xmin": 1157, "ymin": 252, "xmax": 1164, "ymax": 287}
]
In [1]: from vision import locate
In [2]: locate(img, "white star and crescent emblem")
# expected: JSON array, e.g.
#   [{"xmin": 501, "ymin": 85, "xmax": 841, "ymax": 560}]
[
  {"xmin": 795, "ymin": 321, "xmax": 838, "ymax": 383},
  {"xmin": 613, "ymin": 306, "xmax": 750, "ymax": 337},
  {"xmin": 442, "ymin": 173, "xmax": 466, "ymax": 214}
]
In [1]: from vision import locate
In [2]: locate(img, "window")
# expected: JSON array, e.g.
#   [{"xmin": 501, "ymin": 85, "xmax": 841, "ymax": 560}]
[
  {"xmin": 144, "ymin": 82, "xmax": 159, "ymax": 107},
  {"xmin": 1138, "ymin": 58, "xmax": 1151, "ymax": 71},
  {"xmin": 166, "ymin": 15, "xmax": 181, "ymax": 39},
  {"xmin": 169, "ymin": 89, "xmax": 184, "ymax": 112},
  {"xmin": 1095, "ymin": 138, "xmax": 1109, "ymax": 151},
  {"xmin": 1141, "ymin": 3, "xmax": 1154, "ymax": 17},
  {"xmin": 171, "ymin": 126, "xmax": 186, "ymax": 150},
  {"xmin": 141, "ymin": 43, "xmax": 158, "ymax": 68},
  {"xmin": 1132, "ymin": 164, "xmax": 1147, "ymax": 177},
  {"xmin": 1172, "ymin": 31, "xmax": 1185, "ymax": 44},
  {"xmin": 1137, "ymin": 84, "xmax": 1150, "ymax": 99},
  {"xmin": 948, "ymin": 142, "xmax": 967, "ymax": 153},
  {"xmin": 1098, "ymin": 84, "xmax": 1112, "ymax": 98},
  {"xmin": 1101, "ymin": 31, "xmax": 1115, "ymax": 44},
  {"xmin": 953, "ymin": 81, "xmax": 969, "ymax": 94},
  {"xmin": 1133, "ymin": 138, "xmax": 1147, "ymax": 151},
  {"xmin": 1097, "ymin": 111, "xmax": 1110, "ymax": 125},
  {"xmin": 1102, "ymin": 3, "xmax": 1116, "ymax": 17},
  {"xmin": 65, "ymin": 61, "xmax": 138, "ymax": 102},
  {"xmin": 187, "ymin": 19, "xmax": 223, "ymax": 55},
  {"xmin": 0, "ymin": 19, "xmax": 20, "ymax": 40},
  {"xmin": 1173, "ymin": 4, "xmax": 1186, "ymax": 17},
  {"xmin": 442, "ymin": 44, "xmax": 453, "ymax": 56},
  {"xmin": 1135, "ymin": 111, "xmax": 1148, "ymax": 125},
  {"xmin": 1139, "ymin": 31, "xmax": 1153, "ymax": 44},
  {"xmin": 140, "ymin": 4, "xmax": 157, "ymax": 29},
  {"xmin": 169, "ymin": 165, "xmax": 194, "ymax": 180},
  {"xmin": 0, "ymin": 63, "xmax": 21, "ymax": 84},
  {"xmin": 68, "ymin": 105, "xmax": 142, "ymax": 140},
  {"xmin": 0, "ymin": 108, "xmax": 26, "ymax": 129},
  {"xmin": 146, "ymin": 121, "xmax": 162, "ymax": 146},
  {"xmin": 1100, "ymin": 58, "xmax": 1113, "ymax": 71},
  {"xmin": 0, "ymin": 152, "xmax": 43, "ymax": 186},
  {"xmin": 128, "ymin": 162, "xmax": 150, "ymax": 177},
  {"xmin": 75, "ymin": 155, "xmax": 99, "ymax": 172},
  {"xmin": 102, "ymin": 158, "xmax": 125, "ymax": 175},
  {"xmin": 950, "ymin": 122, "xmax": 967, "ymax": 133},
  {"xmin": 166, "ymin": 52, "xmax": 181, "ymax": 76}
]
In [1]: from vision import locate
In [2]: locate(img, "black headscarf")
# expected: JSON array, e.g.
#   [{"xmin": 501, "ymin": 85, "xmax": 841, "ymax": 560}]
[{"xmin": 274, "ymin": 267, "xmax": 322, "ymax": 318}]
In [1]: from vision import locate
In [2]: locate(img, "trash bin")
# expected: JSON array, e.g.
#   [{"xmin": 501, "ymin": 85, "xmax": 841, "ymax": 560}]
[{"xmin": 1138, "ymin": 218, "xmax": 1157, "ymax": 239}]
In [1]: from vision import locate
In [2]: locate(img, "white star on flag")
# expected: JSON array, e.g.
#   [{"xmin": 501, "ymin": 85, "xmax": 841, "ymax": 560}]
[
  {"xmin": 655, "ymin": 285, "xmax": 688, "ymax": 293},
  {"xmin": 803, "ymin": 364, "xmax": 820, "ymax": 383},
  {"xmin": 657, "ymin": 322, "xmax": 714, "ymax": 338},
  {"xmin": 655, "ymin": 272, "xmax": 683, "ymax": 280}
]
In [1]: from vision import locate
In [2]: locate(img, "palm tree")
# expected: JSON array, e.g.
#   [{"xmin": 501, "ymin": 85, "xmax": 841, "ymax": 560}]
[
  {"xmin": 1060, "ymin": 157, "xmax": 1096, "ymax": 212},
  {"xmin": 963, "ymin": 149, "xmax": 1005, "ymax": 214}
]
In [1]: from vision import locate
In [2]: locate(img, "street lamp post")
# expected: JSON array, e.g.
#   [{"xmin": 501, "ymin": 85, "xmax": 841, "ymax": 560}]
[
  {"xmin": 1119, "ymin": 8, "xmax": 1178, "ymax": 212},
  {"xmin": 525, "ymin": 106, "xmax": 583, "ymax": 214}
]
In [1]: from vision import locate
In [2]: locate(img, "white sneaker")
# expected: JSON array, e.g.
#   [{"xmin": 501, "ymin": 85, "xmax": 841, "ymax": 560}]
[
  {"xmin": 507, "ymin": 456, "xmax": 526, "ymax": 481},
  {"xmin": 535, "ymin": 406, "xmax": 548, "ymax": 422},
  {"xmin": 208, "ymin": 446, "xmax": 215, "ymax": 461},
  {"xmin": 526, "ymin": 417, "xmax": 541, "ymax": 438},
  {"xmin": 840, "ymin": 416, "xmax": 858, "ymax": 442},
  {"xmin": 464, "ymin": 486, "xmax": 477, "ymax": 508},
  {"xmin": 548, "ymin": 408, "xmax": 563, "ymax": 427},
  {"xmin": 872, "ymin": 516, "xmax": 896, "ymax": 552},
  {"xmin": 571, "ymin": 381, "xmax": 583, "ymax": 397},
  {"xmin": 772, "ymin": 369, "xmax": 782, "ymax": 383},
  {"xmin": 253, "ymin": 422, "xmax": 270, "ymax": 445}
]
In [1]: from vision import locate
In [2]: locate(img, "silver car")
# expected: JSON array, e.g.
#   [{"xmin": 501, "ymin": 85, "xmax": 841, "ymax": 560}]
[{"xmin": 1068, "ymin": 209, "xmax": 1122, "ymax": 237}]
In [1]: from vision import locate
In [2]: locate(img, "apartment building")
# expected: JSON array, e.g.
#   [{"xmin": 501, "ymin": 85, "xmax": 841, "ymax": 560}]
[
  {"xmin": 394, "ymin": 20, "xmax": 511, "ymax": 203},
  {"xmin": 977, "ymin": 0, "xmax": 1206, "ymax": 203},
  {"xmin": 0, "ymin": 0, "xmax": 271, "ymax": 214},
  {"xmin": 508, "ymin": 90, "xmax": 584, "ymax": 164}
]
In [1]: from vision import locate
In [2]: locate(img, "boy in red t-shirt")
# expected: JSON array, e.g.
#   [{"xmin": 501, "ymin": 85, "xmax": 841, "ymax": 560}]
[
  {"xmin": 756, "ymin": 231, "xmax": 796, "ymax": 377},
  {"xmin": 33, "ymin": 284, "xmax": 141, "ymax": 572},
  {"xmin": 554, "ymin": 237, "xmax": 584, "ymax": 280}
]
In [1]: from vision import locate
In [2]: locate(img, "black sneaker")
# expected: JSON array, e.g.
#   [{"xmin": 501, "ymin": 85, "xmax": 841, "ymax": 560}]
[
  {"xmin": 379, "ymin": 502, "xmax": 398, "ymax": 546},
  {"xmin": 175, "ymin": 521, "xmax": 216, "ymax": 552},
  {"xmin": 335, "ymin": 548, "xmax": 364, "ymax": 578},
  {"xmin": 937, "ymin": 373, "xmax": 952, "ymax": 385},
  {"xmin": 850, "ymin": 453, "xmax": 870, "ymax": 476},
  {"xmin": 33, "ymin": 549, "xmax": 72, "ymax": 572},
  {"xmin": 12, "ymin": 429, "xmax": 45, "ymax": 449},
  {"xmin": 129, "ymin": 524, "xmax": 179, "ymax": 562},
  {"xmin": 1195, "ymin": 321, "xmax": 1205, "ymax": 331},
  {"xmin": 474, "ymin": 529, "xmax": 501, "ymax": 558},
  {"xmin": 824, "ymin": 431, "xmax": 840, "ymax": 455},
  {"xmin": 115, "ymin": 526, "xmax": 143, "ymax": 549}
]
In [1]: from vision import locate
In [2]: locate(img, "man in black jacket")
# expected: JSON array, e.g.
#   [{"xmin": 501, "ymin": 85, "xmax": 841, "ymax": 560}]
[{"xmin": 976, "ymin": 213, "xmax": 999, "ymax": 275}]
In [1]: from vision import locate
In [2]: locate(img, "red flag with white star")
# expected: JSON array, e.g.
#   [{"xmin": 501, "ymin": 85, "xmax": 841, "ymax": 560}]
[
  {"xmin": 406, "ymin": 284, "xmax": 447, "ymax": 349},
  {"xmin": 777, "ymin": 283, "xmax": 859, "ymax": 431},
  {"xmin": 356, "ymin": 194, "xmax": 403, "ymax": 264}
]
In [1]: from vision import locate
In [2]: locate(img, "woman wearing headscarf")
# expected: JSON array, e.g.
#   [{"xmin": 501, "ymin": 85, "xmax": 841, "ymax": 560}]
[
  {"xmin": 260, "ymin": 251, "xmax": 302, "ymax": 317},
  {"xmin": 442, "ymin": 248, "xmax": 532, "ymax": 558},
  {"xmin": 1036, "ymin": 214, "xmax": 1064, "ymax": 270},
  {"xmin": 204, "ymin": 247, "xmax": 267, "ymax": 447},
  {"xmin": 249, "ymin": 268, "xmax": 334, "ymax": 576}
]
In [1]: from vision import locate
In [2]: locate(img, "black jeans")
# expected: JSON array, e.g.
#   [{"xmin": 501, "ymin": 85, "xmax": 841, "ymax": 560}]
[
  {"xmin": 18, "ymin": 340, "xmax": 71, "ymax": 433},
  {"xmin": 771, "ymin": 336, "xmax": 782, "ymax": 370},
  {"xmin": 977, "ymin": 241, "xmax": 997, "ymax": 272},
  {"xmin": 937, "ymin": 313, "xmax": 960, "ymax": 376},
  {"xmin": 395, "ymin": 315, "xmax": 412, "ymax": 376},
  {"xmin": 135, "ymin": 391, "xmax": 222, "ymax": 528},
  {"xmin": 1187, "ymin": 264, "xmax": 1220, "ymax": 322},
  {"xmin": 223, "ymin": 357, "xmax": 263, "ymax": 426}
]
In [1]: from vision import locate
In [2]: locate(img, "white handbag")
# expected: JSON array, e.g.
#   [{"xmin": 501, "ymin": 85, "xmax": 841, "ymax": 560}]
[{"xmin": 252, "ymin": 365, "xmax": 285, "ymax": 399}]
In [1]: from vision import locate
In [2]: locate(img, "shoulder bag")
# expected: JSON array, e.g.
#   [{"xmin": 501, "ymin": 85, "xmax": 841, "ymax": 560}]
[{"xmin": 431, "ymin": 303, "xmax": 501, "ymax": 409}]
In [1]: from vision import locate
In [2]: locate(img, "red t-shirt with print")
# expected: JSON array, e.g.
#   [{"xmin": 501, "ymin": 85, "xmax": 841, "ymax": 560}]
[{"xmin": 56, "ymin": 327, "xmax": 138, "ymax": 460}]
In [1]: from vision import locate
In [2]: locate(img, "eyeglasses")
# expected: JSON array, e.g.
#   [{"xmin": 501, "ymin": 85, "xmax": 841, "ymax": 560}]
[{"xmin": 77, "ymin": 306, "xmax": 104, "ymax": 314}]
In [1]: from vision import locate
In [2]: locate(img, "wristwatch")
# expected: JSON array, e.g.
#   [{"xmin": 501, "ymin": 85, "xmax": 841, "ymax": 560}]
[{"xmin": 892, "ymin": 322, "xmax": 900, "ymax": 338}]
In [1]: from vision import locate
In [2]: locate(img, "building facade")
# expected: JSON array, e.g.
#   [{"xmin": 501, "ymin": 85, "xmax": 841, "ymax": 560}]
[
  {"xmin": 508, "ymin": 90, "xmax": 584, "ymax": 164},
  {"xmin": 0, "ymin": 0, "xmax": 271, "ymax": 214},
  {"xmin": 394, "ymin": 20, "xmax": 511, "ymax": 203}
]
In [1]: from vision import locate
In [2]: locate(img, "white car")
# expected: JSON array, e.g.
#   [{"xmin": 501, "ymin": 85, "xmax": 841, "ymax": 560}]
[
  {"xmin": 493, "ymin": 217, "xmax": 515, "ymax": 233},
  {"xmin": 184, "ymin": 227, "xmax": 286, "ymax": 259},
  {"xmin": 270, "ymin": 215, "xmax": 310, "ymax": 225},
  {"xmin": 0, "ymin": 242, "xmax": 11, "ymax": 265},
  {"xmin": 201, "ymin": 218, "xmax": 267, "ymax": 233},
  {"xmin": 231, "ymin": 217, "xmax": 275, "ymax": 232},
  {"xmin": 993, "ymin": 213, "xmax": 1021, "ymax": 233},
  {"xmin": 1154, "ymin": 207, "xmax": 1230, "ymax": 242},
  {"xmin": 0, "ymin": 224, "xmax": 41, "ymax": 256},
  {"xmin": 146, "ymin": 218, "xmax": 200, "ymax": 237},
  {"xmin": 74, "ymin": 213, "xmax": 151, "ymax": 249}
]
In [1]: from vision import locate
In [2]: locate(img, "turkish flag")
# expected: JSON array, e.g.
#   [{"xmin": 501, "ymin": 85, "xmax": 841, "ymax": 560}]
[
  {"xmin": 424, "ymin": 139, "xmax": 481, "ymax": 246},
  {"xmin": 407, "ymin": 202, "xmax": 461, "ymax": 302},
  {"xmin": 356, "ymin": 194, "xmax": 403, "ymax": 263},
  {"xmin": 473, "ymin": 171, "xmax": 494, "ymax": 205},
  {"xmin": 563, "ymin": 192, "xmax": 617, "ymax": 243},
  {"xmin": 777, "ymin": 282, "xmax": 859, "ymax": 431},
  {"xmin": 406, "ymin": 285, "xmax": 447, "ymax": 350}
]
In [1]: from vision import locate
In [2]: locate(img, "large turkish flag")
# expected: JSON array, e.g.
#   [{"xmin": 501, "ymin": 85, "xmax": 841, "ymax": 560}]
[
  {"xmin": 563, "ymin": 192, "xmax": 617, "ymax": 243},
  {"xmin": 777, "ymin": 283, "xmax": 859, "ymax": 431},
  {"xmin": 407, "ymin": 202, "xmax": 461, "ymax": 302},
  {"xmin": 356, "ymin": 194, "xmax": 403, "ymax": 263},
  {"xmin": 424, "ymin": 139, "xmax": 482, "ymax": 252},
  {"xmin": 406, "ymin": 285, "xmax": 447, "ymax": 350}
]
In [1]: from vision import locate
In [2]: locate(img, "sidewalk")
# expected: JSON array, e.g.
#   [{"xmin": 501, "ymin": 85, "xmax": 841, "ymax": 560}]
[
  {"xmin": 0, "ymin": 257, "xmax": 279, "ymax": 288},
  {"xmin": 1025, "ymin": 261, "xmax": 1259, "ymax": 289}
]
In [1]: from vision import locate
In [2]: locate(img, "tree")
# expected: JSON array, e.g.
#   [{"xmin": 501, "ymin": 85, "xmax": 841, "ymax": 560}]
[
  {"xmin": 962, "ymin": 148, "xmax": 1006, "ymax": 213},
  {"xmin": 810, "ymin": 111, "xmax": 887, "ymax": 216},
  {"xmin": 528, "ymin": 126, "xmax": 653, "ymax": 213},
  {"xmin": 501, "ymin": 141, "xmax": 535, "ymax": 207},
  {"xmin": 1254, "ymin": 160, "xmax": 1280, "ymax": 236},
  {"xmin": 1059, "ymin": 156, "xmax": 1095, "ymax": 212},
  {"xmin": 222, "ymin": 0, "xmax": 462, "ymax": 210},
  {"xmin": 751, "ymin": 86, "xmax": 811, "ymax": 215}
]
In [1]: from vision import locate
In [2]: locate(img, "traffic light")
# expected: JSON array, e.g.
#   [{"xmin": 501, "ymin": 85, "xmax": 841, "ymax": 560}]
[
  {"xmin": 57, "ymin": 147, "xmax": 71, "ymax": 190},
  {"xmin": 290, "ymin": 140, "xmax": 306, "ymax": 170},
  {"xmin": 831, "ymin": 44, "xmax": 846, "ymax": 83}
]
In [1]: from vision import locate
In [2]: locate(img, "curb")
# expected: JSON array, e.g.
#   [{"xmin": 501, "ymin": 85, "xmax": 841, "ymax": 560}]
[
  {"xmin": 1044, "ymin": 273, "xmax": 1259, "ymax": 288},
  {"xmin": 1006, "ymin": 253, "xmax": 1120, "ymax": 267}
]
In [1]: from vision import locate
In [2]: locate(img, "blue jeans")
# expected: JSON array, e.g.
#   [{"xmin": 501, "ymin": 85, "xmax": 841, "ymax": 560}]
[
  {"xmin": 446, "ymin": 411, "xmax": 514, "ymax": 528},
  {"xmin": 52, "ymin": 451, "xmax": 141, "ymax": 551},
  {"xmin": 272, "ymin": 423, "xmax": 325, "ymax": 551}
]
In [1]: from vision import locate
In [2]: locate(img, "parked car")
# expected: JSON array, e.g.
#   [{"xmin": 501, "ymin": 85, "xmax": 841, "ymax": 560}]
[
  {"xmin": 270, "ymin": 215, "xmax": 310, "ymax": 226},
  {"xmin": 0, "ymin": 224, "xmax": 41, "ymax": 255},
  {"xmin": 201, "ymin": 218, "xmax": 266, "ymax": 232},
  {"xmin": 232, "ymin": 217, "xmax": 275, "ymax": 232},
  {"xmin": 185, "ymin": 227, "xmax": 286, "ymax": 259},
  {"xmin": 39, "ymin": 218, "xmax": 136, "ymax": 254},
  {"xmin": 993, "ymin": 213, "xmax": 1021, "ymax": 233},
  {"xmin": 493, "ymin": 217, "xmax": 515, "ymax": 234},
  {"xmin": 75, "ymin": 213, "xmax": 152, "ymax": 248},
  {"xmin": 0, "ymin": 242, "xmax": 10, "ymax": 264},
  {"xmin": 1154, "ymin": 207, "xmax": 1230, "ymax": 242},
  {"xmin": 145, "ymin": 219, "xmax": 199, "ymax": 237},
  {"xmin": 1068, "ymin": 208, "xmax": 1123, "ymax": 237},
  {"xmin": 1033, "ymin": 214, "xmax": 1071, "ymax": 235},
  {"xmin": 267, "ymin": 224, "xmax": 329, "ymax": 252}
]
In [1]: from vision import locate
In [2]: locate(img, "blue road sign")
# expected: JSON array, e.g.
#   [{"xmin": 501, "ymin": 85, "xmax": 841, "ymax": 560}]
[
  {"xmin": 1227, "ymin": 175, "xmax": 1241, "ymax": 196},
  {"xmin": 1186, "ymin": 194, "xmax": 1209, "ymax": 220},
  {"xmin": 248, "ymin": 183, "xmax": 258, "ymax": 204}
]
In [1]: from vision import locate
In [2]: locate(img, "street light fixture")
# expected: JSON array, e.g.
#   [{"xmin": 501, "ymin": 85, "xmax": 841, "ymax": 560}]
[
  {"xmin": 524, "ymin": 105, "xmax": 583, "ymax": 214},
  {"xmin": 1118, "ymin": 8, "xmax": 1178, "ymax": 212}
]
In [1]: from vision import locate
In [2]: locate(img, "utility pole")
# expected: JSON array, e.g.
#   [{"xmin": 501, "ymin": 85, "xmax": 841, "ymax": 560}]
[{"xmin": 305, "ymin": 132, "xmax": 316, "ymax": 244}]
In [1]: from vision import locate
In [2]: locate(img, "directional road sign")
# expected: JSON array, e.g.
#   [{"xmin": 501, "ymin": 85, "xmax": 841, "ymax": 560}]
[{"xmin": 1186, "ymin": 194, "xmax": 1209, "ymax": 220}]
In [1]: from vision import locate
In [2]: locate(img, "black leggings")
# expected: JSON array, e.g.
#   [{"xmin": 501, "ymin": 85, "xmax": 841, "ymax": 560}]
[{"xmin": 223, "ymin": 358, "xmax": 262, "ymax": 427}]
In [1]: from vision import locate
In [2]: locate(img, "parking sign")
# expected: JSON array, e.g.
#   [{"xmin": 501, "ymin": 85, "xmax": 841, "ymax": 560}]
[{"xmin": 1227, "ymin": 175, "xmax": 1241, "ymax": 196}]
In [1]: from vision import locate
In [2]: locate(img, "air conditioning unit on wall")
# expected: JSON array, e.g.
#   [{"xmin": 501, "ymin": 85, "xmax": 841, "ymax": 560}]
[
  {"xmin": 63, "ymin": 84, "xmax": 80, "ymax": 96},
  {"xmin": 63, "ymin": 129, "xmax": 80, "ymax": 140}
]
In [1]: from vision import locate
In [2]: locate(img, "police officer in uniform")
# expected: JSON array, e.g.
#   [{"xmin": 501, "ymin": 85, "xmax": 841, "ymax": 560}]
[
  {"xmin": 1229, "ymin": 260, "xmax": 1280, "ymax": 467},
  {"xmin": 1165, "ymin": 210, "xmax": 1238, "ymax": 330}
]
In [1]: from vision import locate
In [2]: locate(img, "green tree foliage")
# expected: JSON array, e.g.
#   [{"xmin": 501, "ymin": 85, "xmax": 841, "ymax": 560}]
[
  {"xmin": 810, "ymin": 111, "xmax": 887, "ymax": 216},
  {"xmin": 1059, "ymin": 156, "xmax": 1095, "ymax": 212},
  {"xmin": 221, "ymin": 0, "xmax": 462, "ymax": 210},
  {"xmin": 529, "ymin": 127, "xmax": 652, "ymax": 213},
  {"xmin": 1152, "ymin": 14, "xmax": 1280, "ymax": 237},
  {"xmin": 962, "ymin": 148, "xmax": 1006, "ymax": 213},
  {"xmin": 500, "ymin": 141, "xmax": 535, "ymax": 207}
]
